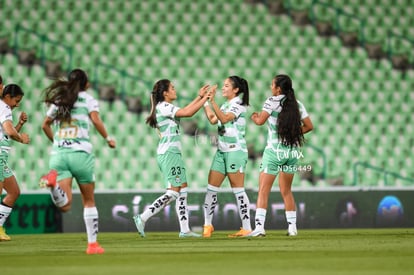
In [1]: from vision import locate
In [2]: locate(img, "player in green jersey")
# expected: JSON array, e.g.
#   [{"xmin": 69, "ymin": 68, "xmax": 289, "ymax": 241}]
[
  {"xmin": 0, "ymin": 83, "xmax": 30, "ymax": 241},
  {"xmin": 133, "ymin": 79, "xmax": 213, "ymax": 238},
  {"xmin": 39, "ymin": 69, "xmax": 116, "ymax": 254},
  {"xmin": 249, "ymin": 74, "xmax": 313, "ymax": 237},
  {"xmin": 202, "ymin": 76, "xmax": 252, "ymax": 238}
]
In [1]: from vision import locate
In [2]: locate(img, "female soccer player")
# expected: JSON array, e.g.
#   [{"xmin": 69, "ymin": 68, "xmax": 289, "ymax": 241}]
[
  {"xmin": 202, "ymin": 76, "xmax": 252, "ymax": 238},
  {"xmin": 133, "ymin": 79, "xmax": 213, "ymax": 238},
  {"xmin": 39, "ymin": 69, "xmax": 116, "ymax": 254},
  {"xmin": 0, "ymin": 84, "xmax": 30, "ymax": 241},
  {"xmin": 249, "ymin": 74, "xmax": 313, "ymax": 237}
]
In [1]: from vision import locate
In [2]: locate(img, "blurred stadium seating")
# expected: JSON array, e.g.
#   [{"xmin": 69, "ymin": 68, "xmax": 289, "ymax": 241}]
[{"xmin": 0, "ymin": 0, "xmax": 412, "ymax": 191}]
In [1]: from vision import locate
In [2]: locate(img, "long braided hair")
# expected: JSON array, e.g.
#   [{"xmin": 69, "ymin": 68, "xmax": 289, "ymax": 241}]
[
  {"xmin": 146, "ymin": 79, "xmax": 170, "ymax": 128},
  {"xmin": 275, "ymin": 74, "xmax": 304, "ymax": 147},
  {"xmin": 43, "ymin": 69, "xmax": 88, "ymax": 122}
]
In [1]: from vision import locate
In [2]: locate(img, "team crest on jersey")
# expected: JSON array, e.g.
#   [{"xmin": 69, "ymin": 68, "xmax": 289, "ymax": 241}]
[
  {"xmin": 175, "ymin": 176, "xmax": 181, "ymax": 183},
  {"xmin": 3, "ymin": 165, "xmax": 11, "ymax": 174}
]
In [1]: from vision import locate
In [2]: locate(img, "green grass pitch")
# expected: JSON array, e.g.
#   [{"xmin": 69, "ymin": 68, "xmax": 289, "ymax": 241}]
[{"xmin": 1, "ymin": 229, "xmax": 413, "ymax": 275}]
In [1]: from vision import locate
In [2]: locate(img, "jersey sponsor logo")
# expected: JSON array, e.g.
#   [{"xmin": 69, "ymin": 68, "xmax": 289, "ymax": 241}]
[
  {"xmin": 263, "ymin": 102, "xmax": 272, "ymax": 109},
  {"xmin": 230, "ymin": 106, "xmax": 239, "ymax": 113},
  {"xmin": 58, "ymin": 140, "xmax": 81, "ymax": 147}
]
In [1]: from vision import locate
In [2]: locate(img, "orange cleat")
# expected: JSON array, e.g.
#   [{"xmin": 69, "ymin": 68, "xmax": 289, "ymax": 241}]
[
  {"xmin": 203, "ymin": 224, "xmax": 214, "ymax": 238},
  {"xmin": 86, "ymin": 242, "xmax": 105, "ymax": 255},
  {"xmin": 228, "ymin": 228, "xmax": 252, "ymax": 238},
  {"xmin": 39, "ymin": 170, "xmax": 58, "ymax": 188}
]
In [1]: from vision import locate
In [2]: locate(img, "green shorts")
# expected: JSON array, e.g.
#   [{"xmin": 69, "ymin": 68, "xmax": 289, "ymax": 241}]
[
  {"xmin": 157, "ymin": 152, "xmax": 187, "ymax": 188},
  {"xmin": 259, "ymin": 146, "xmax": 301, "ymax": 175},
  {"xmin": 210, "ymin": 150, "xmax": 248, "ymax": 175},
  {"xmin": 49, "ymin": 151, "xmax": 95, "ymax": 184},
  {"xmin": 0, "ymin": 154, "xmax": 14, "ymax": 181}
]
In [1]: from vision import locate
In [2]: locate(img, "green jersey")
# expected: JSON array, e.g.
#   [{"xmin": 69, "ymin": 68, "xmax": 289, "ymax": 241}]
[
  {"xmin": 156, "ymin": 101, "xmax": 181, "ymax": 154},
  {"xmin": 262, "ymin": 95, "xmax": 309, "ymax": 151},
  {"xmin": 46, "ymin": 91, "xmax": 99, "ymax": 154},
  {"xmin": 217, "ymin": 97, "xmax": 247, "ymax": 153},
  {"xmin": 0, "ymin": 100, "xmax": 13, "ymax": 152}
]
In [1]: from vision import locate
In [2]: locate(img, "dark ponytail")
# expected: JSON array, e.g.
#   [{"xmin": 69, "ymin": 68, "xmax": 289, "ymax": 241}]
[
  {"xmin": 275, "ymin": 74, "xmax": 304, "ymax": 147},
  {"xmin": 2, "ymin": 84, "xmax": 24, "ymax": 98},
  {"xmin": 146, "ymin": 79, "xmax": 170, "ymax": 128},
  {"xmin": 43, "ymin": 68, "xmax": 88, "ymax": 122},
  {"xmin": 229, "ymin": 75, "xmax": 249, "ymax": 106}
]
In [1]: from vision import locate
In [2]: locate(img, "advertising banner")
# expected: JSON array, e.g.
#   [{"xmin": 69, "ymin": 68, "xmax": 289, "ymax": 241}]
[
  {"xmin": 3, "ymin": 194, "xmax": 61, "ymax": 234},
  {"xmin": 61, "ymin": 189, "xmax": 413, "ymax": 233},
  {"xmin": 5, "ymin": 189, "xmax": 412, "ymax": 234}
]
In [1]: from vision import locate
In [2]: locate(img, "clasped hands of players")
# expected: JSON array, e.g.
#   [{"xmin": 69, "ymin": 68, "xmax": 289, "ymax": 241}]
[{"xmin": 199, "ymin": 84, "xmax": 217, "ymax": 102}]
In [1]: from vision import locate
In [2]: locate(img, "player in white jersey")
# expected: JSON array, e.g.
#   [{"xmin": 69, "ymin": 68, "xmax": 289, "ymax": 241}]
[
  {"xmin": 39, "ymin": 69, "xmax": 116, "ymax": 254},
  {"xmin": 133, "ymin": 79, "xmax": 213, "ymax": 238},
  {"xmin": 0, "ymin": 84, "xmax": 30, "ymax": 241},
  {"xmin": 202, "ymin": 76, "xmax": 252, "ymax": 238},
  {"xmin": 248, "ymin": 74, "xmax": 313, "ymax": 237}
]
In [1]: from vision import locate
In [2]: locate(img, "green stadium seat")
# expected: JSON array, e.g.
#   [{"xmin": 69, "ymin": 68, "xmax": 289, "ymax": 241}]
[{"xmin": 1, "ymin": 0, "xmax": 412, "ymax": 190}]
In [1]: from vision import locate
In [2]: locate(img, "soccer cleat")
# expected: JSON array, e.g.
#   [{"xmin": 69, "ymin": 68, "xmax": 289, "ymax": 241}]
[
  {"xmin": 228, "ymin": 227, "xmax": 252, "ymax": 238},
  {"xmin": 287, "ymin": 224, "xmax": 297, "ymax": 236},
  {"xmin": 133, "ymin": 215, "xmax": 146, "ymax": 237},
  {"xmin": 179, "ymin": 231, "xmax": 202, "ymax": 238},
  {"xmin": 0, "ymin": 226, "xmax": 11, "ymax": 241},
  {"xmin": 202, "ymin": 224, "xmax": 214, "ymax": 238},
  {"xmin": 86, "ymin": 242, "xmax": 105, "ymax": 254},
  {"xmin": 39, "ymin": 170, "xmax": 58, "ymax": 188},
  {"xmin": 246, "ymin": 228, "xmax": 266, "ymax": 237},
  {"xmin": 287, "ymin": 230, "xmax": 298, "ymax": 236}
]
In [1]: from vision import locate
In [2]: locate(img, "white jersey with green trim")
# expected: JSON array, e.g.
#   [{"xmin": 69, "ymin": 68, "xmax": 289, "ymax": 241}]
[
  {"xmin": 217, "ymin": 97, "xmax": 247, "ymax": 153},
  {"xmin": 46, "ymin": 91, "xmax": 99, "ymax": 154},
  {"xmin": 262, "ymin": 95, "xmax": 309, "ymax": 150},
  {"xmin": 156, "ymin": 101, "xmax": 181, "ymax": 155},
  {"xmin": 0, "ymin": 100, "xmax": 13, "ymax": 152}
]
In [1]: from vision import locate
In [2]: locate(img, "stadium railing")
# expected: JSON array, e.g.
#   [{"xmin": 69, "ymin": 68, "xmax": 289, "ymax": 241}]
[
  {"xmin": 13, "ymin": 24, "xmax": 73, "ymax": 74},
  {"xmin": 280, "ymin": 0, "xmax": 414, "ymax": 71},
  {"xmin": 352, "ymin": 161, "xmax": 414, "ymax": 187}
]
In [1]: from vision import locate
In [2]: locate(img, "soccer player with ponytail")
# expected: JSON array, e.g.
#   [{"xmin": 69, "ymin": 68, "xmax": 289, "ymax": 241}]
[
  {"xmin": 133, "ymin": 79, "xmax": 213, "ymax": 238},
  {"xmin": 202, "ymin": 76, "xmax": 252, "ymax": 238},
  {"xmin": 249, "ymin": 74, "xmax": 313, "ymax": 237},
  {"xmin": 39, "ymin": 69, "xmax": 116, "ymax": 254}
]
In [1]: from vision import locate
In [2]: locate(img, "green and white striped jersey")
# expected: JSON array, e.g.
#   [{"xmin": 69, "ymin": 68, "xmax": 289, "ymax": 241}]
[
  {"xmin": 0, "ymin": 100, "xmax": 13, "ymax": 152},
  {"xmin": 46, "ymin": 91, "xmax": 99, "ymax": 154},
  {"xmin": 262, "ymin": 95, "xmax": 309, "ymax": 150},
  {"xmin": 217, "ymin": 97, "xmax": 247, "ymax": 152},
  {"xmin": 156, "ymin": 101, "xmax": 181, "ymax": 155}
]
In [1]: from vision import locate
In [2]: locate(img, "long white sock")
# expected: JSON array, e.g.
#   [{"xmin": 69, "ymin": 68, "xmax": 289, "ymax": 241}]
[
  {"xmin": 254, "ymin": 208, "xmax": 267, "ymax": 231},
  {"xmin": 84, "ymin": 207, "xmax": 99, "ymax": 243},
  {"xmin": 203, "ymin": 184, "xmax": 220, "ymax": 226},
  {"xmin": 50, "ymin": 184, "xmax": 68, "ymax": 208},
  {"xmin": 232, "ymin": 187, "xmax": 252, "ymax": 230},
  {"xmin": 141, "ymin": 190, "xmax": 179, "ymax": 222},
  {"xmin": 176, "ymin": 187, "xmax": 190, "ymax": 233},
  {"xmin": 0, "ymin": 203, "xmax": 12, "ymax": 227},
  {"xmin": 286, "ymin": 210, "xmax": 297, "ymax": 231}
]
